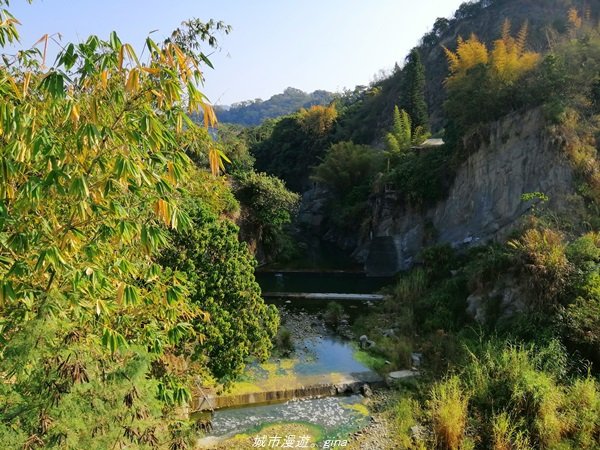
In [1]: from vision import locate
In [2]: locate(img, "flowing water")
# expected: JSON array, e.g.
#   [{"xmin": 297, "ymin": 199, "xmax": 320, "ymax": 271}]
[
  {"xmin": 197, "ymin": 272, "xmax": 394, "ymax": 447},
  {"xmin": 209, "ymin": 395, "xmax": 370, "ymax": 437}
]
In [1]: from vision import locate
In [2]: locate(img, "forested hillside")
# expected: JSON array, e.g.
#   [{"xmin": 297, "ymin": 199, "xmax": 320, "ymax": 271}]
[
  {"xmin": 330, "ymin": 0, "xmax": 600, "ymax": 143},
  {"xmin": 420, "ymin": 0, "xmax": 600, "ymax": 127},
  {"xmin": 214, "ymin": 87, "xmax": 335, "ymax": 126}
]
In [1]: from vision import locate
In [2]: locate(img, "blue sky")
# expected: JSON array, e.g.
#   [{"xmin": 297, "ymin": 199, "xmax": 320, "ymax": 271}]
[{"xmin": 8, "ymin": 0, "xmax": 465, "ymax": 105}]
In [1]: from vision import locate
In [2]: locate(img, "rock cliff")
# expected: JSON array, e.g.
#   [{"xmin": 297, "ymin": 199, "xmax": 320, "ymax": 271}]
[{"xmin": 360, "ymin": 109, "xmax": 575, "ymax": 275}]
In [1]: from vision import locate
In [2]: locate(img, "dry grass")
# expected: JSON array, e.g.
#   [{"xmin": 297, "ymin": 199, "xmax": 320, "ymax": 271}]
[
  {"xmin": 491, "ymin": 412, "xmax": 530, "ymax": 450},
  {"xmin": 428, "ymin": 376, "xmax": 469, "ymax": 450}
]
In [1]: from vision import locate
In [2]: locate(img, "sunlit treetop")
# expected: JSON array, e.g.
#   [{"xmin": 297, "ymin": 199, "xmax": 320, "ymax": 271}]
[{"xmin": 444, "ymin": 19, "xmax": 540, "ymax": 86}]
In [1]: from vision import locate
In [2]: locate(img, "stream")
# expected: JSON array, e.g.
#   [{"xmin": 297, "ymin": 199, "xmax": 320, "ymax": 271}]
[{"xmin": 197, "ymin": 271, "xmax": 393, "ymax": 448}]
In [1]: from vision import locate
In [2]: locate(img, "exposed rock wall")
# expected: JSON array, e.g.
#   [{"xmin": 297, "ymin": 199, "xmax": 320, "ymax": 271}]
[{"xmin": 363, "ymin": 109, "xmax": 575, "ymax": 275}]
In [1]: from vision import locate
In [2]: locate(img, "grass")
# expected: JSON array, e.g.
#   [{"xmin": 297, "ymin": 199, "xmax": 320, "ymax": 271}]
[
  {"xmin": 427, "ymin": 376, "xmax": 469, "ymax": 450},
  {"xmin": 353, "ymin": 346, "xmax": 389, "ymax": 373}
]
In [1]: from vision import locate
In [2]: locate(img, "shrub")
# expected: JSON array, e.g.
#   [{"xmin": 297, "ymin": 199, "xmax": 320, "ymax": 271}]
[
  {"xmin": 566, "ymin": 232, "xmax": 600, "ymax": 267},
  {"xmin": 420, "ymin": 244, "xmax": 457, "ymax": 280},
  {"xmin": 564, "ymin": 377, "xmax": 600, "ymax": 449},
  {"xmin": 564, "ymin": 281, "xmax": 600, "ymax": 350},
  {"xmin": 311, "ymin": 141, "xmax": 384, "ymax": 229},
  {"xmin": 394, "ymin": 397, "xmax": 421, "ymax": 448},
  {"xmin": 274, "ymin": 326, "xmax": 294, "ymax": 356},
  {"xmin": 372, "ymin": 336, "xmax": 413, "ymax": 370},
  {"xmin": 323, "ymin": 302, "xmax": 345, "ymax": 328},
  {"xmin": 509, "ymin": 228, "xmax": 572, "ymax": 307}
]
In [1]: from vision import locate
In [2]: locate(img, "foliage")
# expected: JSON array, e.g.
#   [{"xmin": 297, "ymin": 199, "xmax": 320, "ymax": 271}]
[
  {"xmin": 408, "ymin": 340, "xmax": 600, "ymax": 449},
  {"xmin": 444, "ymin": 21, "xmax": 540, "ymax": 87},
  {"xmin": 384, "ymin": 144, "xmax": 452, "ymax": 207},
  {"xmin": 167, "ymin": 18, "xmax": 231, "ymax": 61},
  {"xmin": 214, "ymin": 124, "xmax": 256, "ymax": 173},
  {"xmin": 250, "ymin": 112, "xmax": 335, "ymax": 191},
  {"xmin": 159, "ymin": 199, "xmax": 279, "ymax": 380},
  {"xmin": 385, "ymin": 107, "xmax": 411, "ymax": 152},
  {"xmin": 273, "ymin": 326, "xmax": 294, "ymax": 356},
  {"xmin": 394, "ymin": 397, "xmax": 420, "ymax": 448},
  {"xmin": 509, "ymin": 228, "xmax": 572, "ymax": 308},
  {"xmin": 384, "ymin": 107, "xmax": 428, "ymax": 153},
  {"xmin": 232, "ymin": 170, "xmax": 300, "ymax": 258},
  {"xmin": 215, "ymin": 87, "xmax": 335, "ymax": 126},
  {"xmin": 311, "ymin": 141, "xmax": 383, "ymax": 229},
  {"xmin": 443, "ymin": 21, "xmax": 541, "ymax": 149},
  {"xmin": 0, "ymin": 5, "xmax": 270, "ymax": 448},
  {"xmin": 323, "ymin": 301, "xmax": 345, "ymax": 328},
  {"xmin": 491, "ymin": 411, "xmax": 531, "ymax": 450},
  {"xmin": 400, "ymin": 48, "xmax": 430, "ymax": 133},
  {"xmin": 427, "ymin": 376, "xmax": 469, "ymax": 450},
  {"xmin": 298, "ymin": 104, "xmax": 338, "ymax": 136},
  {"xmin": 564, "ymin": 235, "xmax": 600, "ymax": 352}
]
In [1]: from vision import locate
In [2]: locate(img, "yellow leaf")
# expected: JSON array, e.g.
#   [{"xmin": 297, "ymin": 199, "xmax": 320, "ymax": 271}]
[
  {"xmin": 34, "ymin": 33, "xmax": 49, "ymax": 67},
  {"xmin": 142, "ymin": 67, "xmax": 160, "ymax": 75},
  {"xmin": 70, "ymin": 103, "xmax": 80, "ymax": 125},
  {"xmin": 154, "ymin": 199, "xmax": 170, "ymax": 225},
  {"xmin": 22, "ymin": 71, "xmax": 31, "ymax": 98},
  {"xmin": 7, "ymin": 75, "xmax": 21, "ymax": 99},
  {"xmin": 116, "ymin": 282, "xmax": 125, "ymax": 304},
  {"xmin": 208, "ymin": 145, "xmax": 226, "ymax": 176},
  {"xmin": 100, "ymin": 70, "xmax": 108, "ymax": 89},
  {"xmin": 125, "ymin": 68, "xmax": 139, "ymax": 93},
  {"xmin": 176, "ymin": 113, "xmax": 183, "ymax": 134},
  {"xmin": 202, "ymin": 103, "xmax": 217, "ymax": 128}
]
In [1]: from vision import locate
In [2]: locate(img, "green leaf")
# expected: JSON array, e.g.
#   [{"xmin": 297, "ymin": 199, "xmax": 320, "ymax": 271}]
[
  {"xmin": 39, "ymin": 71, "xmax": 66, "ymax": 98},
  {"xmin": 109, "ymin": 31, "xmax": 122, "ymax": 51},
  {"xmin": 123, "ymin": 285, "xmax": 140, "ymax": 306}
]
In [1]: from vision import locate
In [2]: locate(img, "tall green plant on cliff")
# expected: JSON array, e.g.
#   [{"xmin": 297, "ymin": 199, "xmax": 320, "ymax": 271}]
[
  {"xmin": 0, "ymin": 4, "xmax": 237, "ymax": 448},
  {"xmin": 232, "ymin": 170, "xmax": 300, "ymax": 258},
  {"xmin": 385, "ymin": 106, "xmax": 428, "ymax": 153}
]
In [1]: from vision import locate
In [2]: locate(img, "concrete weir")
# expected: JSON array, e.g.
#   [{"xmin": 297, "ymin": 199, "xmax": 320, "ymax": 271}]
[
  {"xmin": 262, "ymin": 292, "xmax": 384, "ymax": 301},
  {"xmin": 193, "ymin": 371, "xmax": 384, "ymax": 411}
]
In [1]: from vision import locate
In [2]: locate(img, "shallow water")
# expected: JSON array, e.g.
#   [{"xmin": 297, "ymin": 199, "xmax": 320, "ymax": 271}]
[
  {"xmin": 293, "ymin": 335, "xmax": 371, "ymax": 375},
  {"xmin": 210, "ymin": 395, "xmax": 370, "ymax": 438}
]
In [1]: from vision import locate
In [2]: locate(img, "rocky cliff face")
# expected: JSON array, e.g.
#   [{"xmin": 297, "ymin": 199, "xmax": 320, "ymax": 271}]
[{"xmin": 361, "ymin": 109, "xmax": 575, "ymax": 275}]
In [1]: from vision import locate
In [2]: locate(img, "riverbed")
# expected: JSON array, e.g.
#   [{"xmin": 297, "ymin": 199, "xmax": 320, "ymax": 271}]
[{"xmin": 196, "ymin": 272, "xmax": 394, "ymax": 448}]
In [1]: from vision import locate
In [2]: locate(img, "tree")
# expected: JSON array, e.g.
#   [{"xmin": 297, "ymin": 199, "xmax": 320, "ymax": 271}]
[
  {"xmin": 385, "ymin": 106, "xmax": 428, "ymax": 153},
  {"xmin": 298, "ymin": 104, "xmax": 338, "ymax": 136},
  {"xmin": 401, "ymin": 48, "xmax": 429, "ymax": 132},
  {"xmin": 311, "ymin": 141, "xmax": 383, "ymax": 228},
  {"xmin": 443, "ymin": 21, "xmax": 540, "ymax": 87},
  {"xmin": 159, "ymin": 199, "xmax": 279, "ymax": 380},
  {"xmin": 443, "ymin": 21, "xmax": 541, "ymax": 143},
  {"xmin": 232, "ymin": 171, "xmax": 300, "ymax": 258},
  {"xmin": 0, "ymin": 4, "xmax": 243, "ymax": 448}
]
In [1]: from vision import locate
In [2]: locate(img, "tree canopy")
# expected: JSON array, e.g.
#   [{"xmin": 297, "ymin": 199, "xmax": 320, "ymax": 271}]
[{"xmin": 0, "ymin": 5, "xmax": 276, "ymax": 448}]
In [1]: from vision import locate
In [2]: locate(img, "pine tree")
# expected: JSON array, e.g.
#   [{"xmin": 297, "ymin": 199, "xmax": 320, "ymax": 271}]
[{"xmin": 401, "ymin": 48, "xmax": 430, "ymax": 132}]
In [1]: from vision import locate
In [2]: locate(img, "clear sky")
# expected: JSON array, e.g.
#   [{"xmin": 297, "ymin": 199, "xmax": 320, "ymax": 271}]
[{"xmin": 7, "ymin": 0, "xmax": 465, "ymax": 105}]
